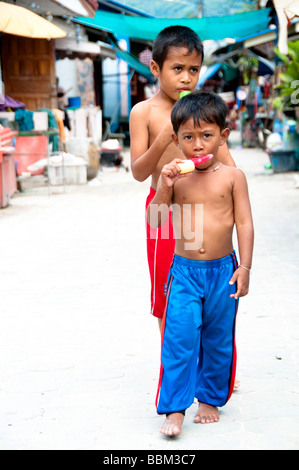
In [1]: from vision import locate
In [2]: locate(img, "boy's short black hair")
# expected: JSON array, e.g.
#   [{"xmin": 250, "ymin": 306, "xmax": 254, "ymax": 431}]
[
  {"xmin": 152, "ymin": 25, "xmax": 204, "ymax": 69},
  {"xmin": 171, "ymin": 90, "xmax": 228, "ymax": 134}
]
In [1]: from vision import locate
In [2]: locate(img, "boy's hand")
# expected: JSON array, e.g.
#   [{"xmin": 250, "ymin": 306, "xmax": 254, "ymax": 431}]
[
  {"xmin": 161, "ymin": 119, "xmax": 176, "ymax": 145},
  {"xmin": 161, "ymin": 159, "xmax": 185, "ymax": 187},
  {"xmin": 229, "ymin": 267, "xmax": 250, "ymax": 299}
]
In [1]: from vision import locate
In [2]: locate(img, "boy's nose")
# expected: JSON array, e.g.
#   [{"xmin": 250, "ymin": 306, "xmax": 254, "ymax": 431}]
[
  {"xmin": 193, "ymin": 138, "xmax": 203, "ymax": 149},
  {"xmin": 180, "ymin": 71, "xmax": 191, "ymax": 83}
]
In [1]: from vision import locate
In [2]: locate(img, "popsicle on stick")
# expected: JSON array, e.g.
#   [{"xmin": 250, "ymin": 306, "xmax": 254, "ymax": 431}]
[{"xmin": 178, "ymin": 154, "xmax": 213, "ymax": 174}]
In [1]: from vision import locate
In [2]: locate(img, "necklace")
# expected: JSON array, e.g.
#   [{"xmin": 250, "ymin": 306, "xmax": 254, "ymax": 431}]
[{"xmin": 195, "ymin": 162, "xmax": 222, "ymax": 173}]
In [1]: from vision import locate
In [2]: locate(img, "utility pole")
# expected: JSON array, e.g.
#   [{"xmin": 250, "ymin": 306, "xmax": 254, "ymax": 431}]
[{"xmin": 197, "ymin": 0, "xmax": 205, "ymax": 18}]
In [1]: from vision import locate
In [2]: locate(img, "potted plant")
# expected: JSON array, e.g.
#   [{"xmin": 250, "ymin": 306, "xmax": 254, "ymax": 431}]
[{"xmin": 272, "ymin": 40, "xmax": 299, "ymax": 119}]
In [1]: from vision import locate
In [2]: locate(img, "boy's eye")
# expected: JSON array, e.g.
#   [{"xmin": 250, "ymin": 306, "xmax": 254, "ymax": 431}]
[
  {"xmin": 204, "ymin": 133, "xmax": 212, "ymax": 139},
  {"xmin": 184, "ymin": 135, "xmax": 192, "ymax": 140},
  {"xmin": 174, "ymin": 66, "xmax": 182, "ymax": 71},
  {"xmin": 190, "ymin": 68, "xmax": 199, "ymax": 73}
]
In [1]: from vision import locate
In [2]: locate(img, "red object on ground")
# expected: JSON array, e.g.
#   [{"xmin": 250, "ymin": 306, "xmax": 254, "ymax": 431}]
[
  {"xmin": 14, "ymin": 135, "xmax": 47, "ymax": 175},
  {"xmin": 0, "ymin": 127, "xmax": 18, "ymax": 208}
]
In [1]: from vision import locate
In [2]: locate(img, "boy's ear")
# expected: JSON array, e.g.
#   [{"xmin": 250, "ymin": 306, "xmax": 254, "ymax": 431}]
[
  {"xmin": 171, "ymin": 132, "xmax": 179, "ymax": 146},
  {"xmin": 150, "ymin": 60, "xmax": 160, "ymax": 77},
  {"xmin": 220, "ymin": 127, "xmax": 230, "ymax": 146}
]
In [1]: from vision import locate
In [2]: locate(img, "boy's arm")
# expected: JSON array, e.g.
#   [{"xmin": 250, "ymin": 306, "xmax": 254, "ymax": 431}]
[
  {"xmin": 129, "ymin": 103, "xmax": 174, "ymax": 182},
  {"xmin": 217, "ymin": 142, "xmax": 236, "ymax": 167},
  {"xmin": 229, "ymin": 169, "xmax": 254, "ymax": 299},
  {"xmin": 147, "ymin": 159, "xmax": 182, "ymax": 228}
]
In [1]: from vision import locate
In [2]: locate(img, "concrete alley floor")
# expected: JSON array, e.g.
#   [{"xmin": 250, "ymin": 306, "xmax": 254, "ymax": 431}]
[{"xmin": 0, "ymin": 137, "xmax": 299, "ymax": 450}]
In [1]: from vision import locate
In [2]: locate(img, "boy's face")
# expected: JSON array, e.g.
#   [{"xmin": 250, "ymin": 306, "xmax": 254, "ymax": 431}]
[
  {"xmin": 150, "ymin": 47, "xmax": 202, "ymax": 101},
  {"xmin": 172, "ymin": 118, "xmax": 230, "ymax": 166}
]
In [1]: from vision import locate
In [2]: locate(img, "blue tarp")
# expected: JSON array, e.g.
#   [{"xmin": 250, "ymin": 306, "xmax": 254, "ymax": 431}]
[{"xmin": 197, "ymin": 63, "xmax": 222, "ymax": 86}]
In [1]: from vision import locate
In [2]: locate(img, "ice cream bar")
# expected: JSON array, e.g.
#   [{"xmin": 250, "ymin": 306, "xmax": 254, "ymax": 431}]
[
  {"xmin": 178, "ymin": 154, "xmax": 213, "ymax": 174},
  {"xmin": 179, "ymin": 90, "xmax": 191, "ymax": 99}
]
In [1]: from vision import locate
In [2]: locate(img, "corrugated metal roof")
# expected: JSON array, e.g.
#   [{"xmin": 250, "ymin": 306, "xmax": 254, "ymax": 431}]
[{"xmin": 99, "ymin": 0, "xmax": 262, "ymax": 19}]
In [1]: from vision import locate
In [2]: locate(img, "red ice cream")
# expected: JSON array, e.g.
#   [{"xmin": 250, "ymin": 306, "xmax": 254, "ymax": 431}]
[{"xmin": 178, "ymin": 154, "xmax": 213, "ymax": 173}]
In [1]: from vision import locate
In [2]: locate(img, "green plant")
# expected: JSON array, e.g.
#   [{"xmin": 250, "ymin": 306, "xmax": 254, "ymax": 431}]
[{"xmin": 273, "ymin": 40, "xmax": 299, "ymax": 111}]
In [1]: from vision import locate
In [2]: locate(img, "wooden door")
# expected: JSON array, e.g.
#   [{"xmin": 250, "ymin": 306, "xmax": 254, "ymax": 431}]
[{"xmin": 1, "ymin": 34, "xmax": 57, "ymax": 111}]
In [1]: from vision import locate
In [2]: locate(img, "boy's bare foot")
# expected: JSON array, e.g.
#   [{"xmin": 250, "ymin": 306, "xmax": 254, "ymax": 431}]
[
  {"xmin": 160, "ymin": 413, "xmax": 184, "ymax": 436},
  {"xmin": 194, "ymin": 403, "xmax": 219, "ymax": 424},
  {"xmin": 234, "ymin": 379, "xmax": 240, "ymax": 389}
]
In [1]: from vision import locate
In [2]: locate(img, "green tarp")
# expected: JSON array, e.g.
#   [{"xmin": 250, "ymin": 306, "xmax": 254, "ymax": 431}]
[{"xmin": 74, "ymin": 8, "xmax": 271, "ymax": 42}]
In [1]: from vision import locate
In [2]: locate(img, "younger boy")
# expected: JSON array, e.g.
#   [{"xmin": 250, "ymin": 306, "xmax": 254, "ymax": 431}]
[
  {"xmin": 147, "ymin": 91, "xmax": 254, "ymax": 436},
  {"xmin": 129, "ymin": 26, "xmax": 236, "ymax": 327}
]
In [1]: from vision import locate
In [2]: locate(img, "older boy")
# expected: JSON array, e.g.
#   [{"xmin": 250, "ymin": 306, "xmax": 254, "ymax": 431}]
[
  {"xmin": 148, "ymin": 91, "xmax": 254, "ymax": 436},
  {"xmin": 130, "ymin": 26, "xmax": 235, "ymax": 327}
]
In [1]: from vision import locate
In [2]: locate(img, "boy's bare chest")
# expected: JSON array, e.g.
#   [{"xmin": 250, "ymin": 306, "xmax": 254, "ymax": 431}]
[
  {"xmin": 148, "ymin": 105, "xmax": 170, "ymax": 138},
  {"xmin": 148, "ymin": 105, "xmax": 175, "ymax": 153},
  {"xmin": 173, "ymin": 173, "xmax": 233, "ymax": 207},
  {"xmin": 148, "ymin": 106, "xmax": 183, "ymax": 185}
]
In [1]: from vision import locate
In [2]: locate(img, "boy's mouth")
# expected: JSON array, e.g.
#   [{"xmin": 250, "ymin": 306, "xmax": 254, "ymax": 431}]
[{"xmin": 191, "ymin": 154, "xmax": 213, "ymax": 166}]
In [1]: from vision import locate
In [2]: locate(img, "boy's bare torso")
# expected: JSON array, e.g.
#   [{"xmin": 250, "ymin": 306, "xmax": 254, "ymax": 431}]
[
  {"xmin": 146, "ymin": 96, "xmax": 185, "ymax": 189},
  {"xmin": 171, "ymin": 165, "xmax": 236, "ymax": 261}
]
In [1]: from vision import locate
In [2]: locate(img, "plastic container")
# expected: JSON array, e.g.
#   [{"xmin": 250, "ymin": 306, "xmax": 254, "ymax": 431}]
[
  {"xmin": 273, "ymin": 119, "xmax": 283, "ymax": 135},
  {"xmin": 48, "ymin": 162, "xmax": 87, "ymax": 185},
  {"xmin": 269, "ymin": 150, "xmax": 297, "ymax": 173},
  {"xmin": 101, "ymin": 139, "xmax": 122, "ymax": 152},
  {"xmin": 68, "ymin": 96, "xmax": 81, "ymax": 108},
  {"xmin": 282, "ymin": 117, "xmax": 299, "ymax": 150}
]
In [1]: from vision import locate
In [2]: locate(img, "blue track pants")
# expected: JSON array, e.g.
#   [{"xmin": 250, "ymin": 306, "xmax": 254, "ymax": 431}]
[{"xmin": 156, "ymin": 252, "xmax": 238, "ymax": 414}]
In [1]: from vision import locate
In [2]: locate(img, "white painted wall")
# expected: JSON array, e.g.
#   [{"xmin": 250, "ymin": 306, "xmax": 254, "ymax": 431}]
[{"xmin": 55, "ymin": 58, "xmax": 80, "ymax": 99}]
